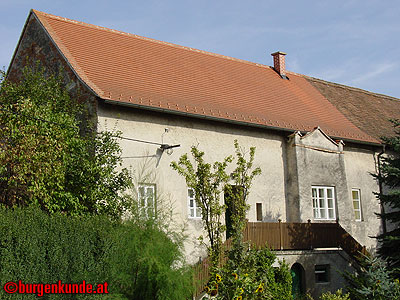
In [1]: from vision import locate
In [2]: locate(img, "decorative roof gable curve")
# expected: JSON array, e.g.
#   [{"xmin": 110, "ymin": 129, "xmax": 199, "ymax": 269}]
[{"xmin": 291, "ymin": 127, "xmax": 345, "ymax": 154}]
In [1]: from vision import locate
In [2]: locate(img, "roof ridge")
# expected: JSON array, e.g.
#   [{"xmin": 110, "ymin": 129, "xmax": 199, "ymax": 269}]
[
  {"xmin": 303, "ymin": 74, "xmax": 400, "ymax": 102},
  {"xmin": 32, "ymin": 9, "xmax": 275, "ymax": 71}
]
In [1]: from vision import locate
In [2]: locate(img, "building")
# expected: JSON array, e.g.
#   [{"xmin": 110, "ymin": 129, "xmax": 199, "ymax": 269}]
[{"xmin": 7, "ymin": 9, "xmax": 400, "ymax": 298}]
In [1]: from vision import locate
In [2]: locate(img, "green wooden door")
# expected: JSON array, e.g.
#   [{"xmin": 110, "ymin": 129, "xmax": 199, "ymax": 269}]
[{"xmin": 291, "ymin": 264, "xmax": 303, "ymax": 299}]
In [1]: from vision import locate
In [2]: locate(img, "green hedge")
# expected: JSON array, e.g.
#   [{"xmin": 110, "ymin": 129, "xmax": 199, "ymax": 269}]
[{"xmin": 0, "ymin": 206, "xmax": 192, "ymax": 299}]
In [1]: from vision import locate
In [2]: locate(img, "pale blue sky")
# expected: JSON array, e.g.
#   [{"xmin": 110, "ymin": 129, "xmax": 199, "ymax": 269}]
[{"xmin": 1, "ymin": 0, "xmax": 400, "ymax": 98}]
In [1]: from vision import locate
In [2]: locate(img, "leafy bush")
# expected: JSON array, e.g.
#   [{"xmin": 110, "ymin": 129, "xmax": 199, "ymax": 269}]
[
  {"xmin": 107, "ymin": 219, "xmax": 193, "ymax": 300},
  {"xmin": 0, "ymin": 206, "xmax": 192, "ymax": 300},
  {"xmin": 319, "ymin": 289, "xmax": 351, "ymax": 300},
  {"xmin": 0, "ymin": 206, "xmax": 113, "ymax": 299},
  {"xmin": 203, "ymin": 246, "xmax": 292, "ymax": 300},
  {"xmin": 304, "ymin": 289, "xmax": 350, "ymax": 300},
  {"xmin": 0, "ymin": 67, "xmax": 132, "ymax": 218}
]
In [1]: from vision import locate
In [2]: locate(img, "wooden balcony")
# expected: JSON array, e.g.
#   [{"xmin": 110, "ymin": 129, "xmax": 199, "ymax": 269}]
[
  {"xmin": 244, "ymin": 220, "xmax": 366, "ymax": 255},
  {"xmin": 193, "ymin": 221, "xmax": 367, "ymax": 297}
]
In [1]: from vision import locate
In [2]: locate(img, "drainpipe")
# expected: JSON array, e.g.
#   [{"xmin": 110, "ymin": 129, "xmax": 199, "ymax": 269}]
[{"xmin": 377, "ymin": 145, "xmax": 387, "ymax": 234}]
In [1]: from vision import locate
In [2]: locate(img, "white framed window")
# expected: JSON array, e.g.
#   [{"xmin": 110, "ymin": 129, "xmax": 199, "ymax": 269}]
[
  {"xmin": 312, "ymin": 186, "xmax": 336, "ymax": 220},
  {"xmin": 188, "ymin": 188, "xmax": 201, "ymax": 219},
  {"xmin": 138, "ymin": 183, "xmax": 156, "ymax": 216},
  {"xmin": 352, "ymin": 189, "xmax": 362, "ymax": 221}
]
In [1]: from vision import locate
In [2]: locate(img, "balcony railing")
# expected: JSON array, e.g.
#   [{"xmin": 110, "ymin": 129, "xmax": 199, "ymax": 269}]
[{"xmin": 193, "ymin": 221, "xmax": 367, "ymax": 297}]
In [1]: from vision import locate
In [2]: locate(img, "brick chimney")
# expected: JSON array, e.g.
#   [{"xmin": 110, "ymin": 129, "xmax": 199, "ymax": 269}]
[{"xmin": 271, "ymin": 51, "xmax": 287, "ymax": 79}]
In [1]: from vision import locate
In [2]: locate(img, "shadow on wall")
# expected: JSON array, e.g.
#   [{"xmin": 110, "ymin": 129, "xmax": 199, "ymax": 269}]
[
  {"xmin": 286, "ymin": 222, "xmax": 341, "ymax": 250},
  {"xmin": 262, "ymin": 210, "xmax": 282, "ymax": 222}
]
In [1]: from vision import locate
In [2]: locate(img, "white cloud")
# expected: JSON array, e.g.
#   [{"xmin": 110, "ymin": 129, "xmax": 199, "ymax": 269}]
[
  {"xmin": 317, "ymin": 67, "xmax": 348, "ymax": 82},
  {"xmin": 351, "ymin": 62, "xmax": 397, "ymax": 85}
]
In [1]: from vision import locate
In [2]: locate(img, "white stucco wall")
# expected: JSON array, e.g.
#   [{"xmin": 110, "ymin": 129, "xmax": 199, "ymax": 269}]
[
  {"xmin": 343, "ymin": 147, "xmax": 382, "ymax": 249},
  {"xmin": 286, "ymin": 130, "xmax": 381, "ymax": 251},
  {"xmin": 97, "ymin": 102, "xmax": 382, "ymax": 260},
  {"xmin": 277, "ymin": 250, "xmax": 354, "ymax": 299},
  {"xmin": 97, "ymin": 103, "xmax": 288, "ymax": 261}
]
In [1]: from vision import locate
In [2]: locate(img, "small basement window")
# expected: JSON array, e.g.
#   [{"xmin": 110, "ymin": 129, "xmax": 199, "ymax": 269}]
[{"xmin": 315, "ymin": 265, "xmax": 330, "ymax": 283}]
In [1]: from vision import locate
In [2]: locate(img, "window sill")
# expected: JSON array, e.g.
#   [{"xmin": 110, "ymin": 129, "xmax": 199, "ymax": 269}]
[
  {"xmin": 188, "ymin": 217, "xmax": 202, "ymax": 221},
  {"xmin": 313, "ymin": 219, "xmax": 337, "ymax": 222}
]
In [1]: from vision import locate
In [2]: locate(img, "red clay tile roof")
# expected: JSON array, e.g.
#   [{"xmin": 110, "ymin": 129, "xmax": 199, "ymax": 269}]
[
  {"xmin": 306, "ymin": 76, "xmax": 400, "ymax": 141},
  {"xmin": 32, "ymin": 9, "xmax": 379, "ymax": 144}
]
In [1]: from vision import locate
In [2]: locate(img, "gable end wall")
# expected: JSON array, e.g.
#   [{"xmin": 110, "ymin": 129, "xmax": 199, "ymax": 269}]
[{"xmin": 7, "ymin": 13, "xmax": 98, "ymax": 125}]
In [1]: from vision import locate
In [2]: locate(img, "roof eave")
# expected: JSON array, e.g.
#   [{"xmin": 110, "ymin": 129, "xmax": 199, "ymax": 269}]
[{"xmin": 102, "ymin": 98, "xmax": 382, "ymax": 147}]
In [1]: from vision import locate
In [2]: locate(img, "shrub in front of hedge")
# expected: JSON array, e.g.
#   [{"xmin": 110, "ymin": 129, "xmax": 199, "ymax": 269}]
[{"xmin": 0, "ymin": 206, "xmax": 192, "ymax": 300}]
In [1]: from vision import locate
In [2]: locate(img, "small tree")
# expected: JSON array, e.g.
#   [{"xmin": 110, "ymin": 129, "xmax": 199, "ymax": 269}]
[
  {"xmin": 211, "ymin": 142, "xmax": 291, "ymax": 300},
  {"xmin": 344, "ymin": 255, "xmax": 400, "ymax": 300},
  {"xmin": 375, "ymin": 119, "xmax": 400, "ymax": 273},
  {"xmin": 225, "ymin": 140, "xmax": 261, "ymax": 265},
  {"xmin": 172, "ymin": 141, "xmax": 292, "ymax": 300},
  {"xmin": 171, "ymin": 146, "xmax": 232, "ymax": 269},
  {"xmin": 0, "ymin": 66, "xmax": 132, "ymax": 218}
]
